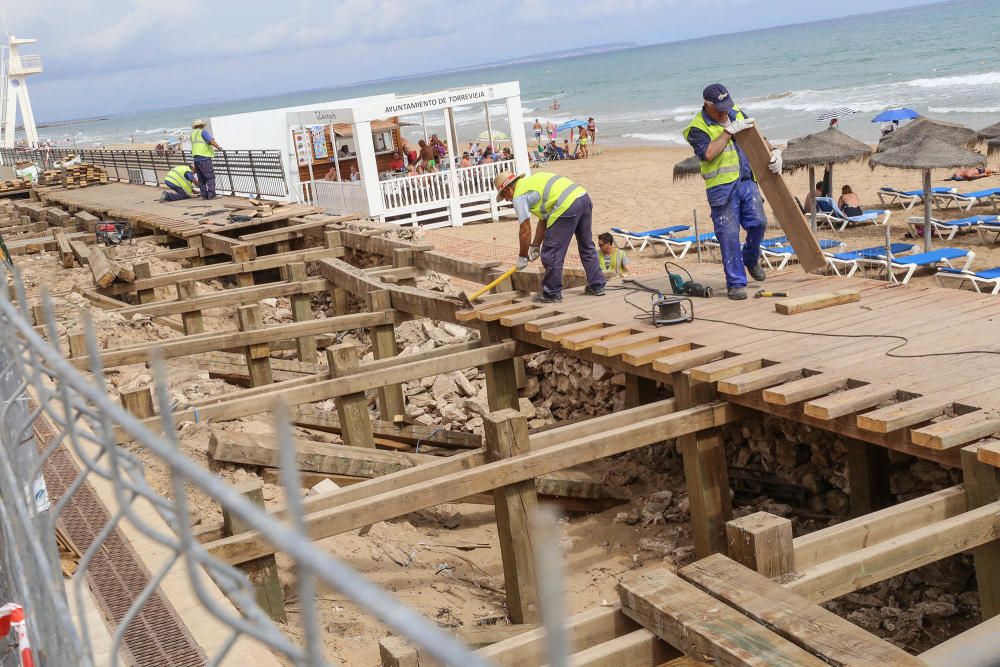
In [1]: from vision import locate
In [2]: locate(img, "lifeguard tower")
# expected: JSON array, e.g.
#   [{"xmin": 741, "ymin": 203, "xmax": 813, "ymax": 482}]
[{"xmin": 1, "ymin": 35, "xmax": 42, "ymax": 148}]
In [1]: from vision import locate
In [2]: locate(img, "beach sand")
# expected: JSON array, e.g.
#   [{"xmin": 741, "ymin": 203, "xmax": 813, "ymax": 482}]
[{"xmin": 427, "ymin": 145, "xmax": 1000, "ymax": 291}]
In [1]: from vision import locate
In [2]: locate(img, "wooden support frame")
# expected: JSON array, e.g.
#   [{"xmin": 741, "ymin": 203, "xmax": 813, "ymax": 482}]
[
  {"xmin": 364, "ymin": 290, "xmax": 406, "ymax": 422},
  {"xmin": 846, "ymin": 438, "xmax": 892, "ymax": 517},
  {"xmin": 221, "ymin": 481, "xmax": 286, "ymax": 622},
  {"xmin": 176, "ymin": 280, "xmax": 204, "ymax": 335},
  {"xmin": 286, "ymin": 262, "xmax": 317, "ymax": 363},
  {"xmin": 327, "ymin": 344, "xmax": 376, "ymax": 449},
  {"xmin": 237, "ymin": 304, "xmax": 273, "ymax": 387},
  {"xmin": 484, "ymin": 321, "xmax": 519, "ymax": 412},
  {"xmin": 725, "ymin": 512, "xmax": 794, "ymax": 577},
  {"xmin": 962, "ymin": 443, "xmax": 1000, "ymax": 619}
]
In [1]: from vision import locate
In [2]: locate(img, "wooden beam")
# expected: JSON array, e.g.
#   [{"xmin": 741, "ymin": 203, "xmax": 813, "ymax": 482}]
[
  {"xmin": 791, "ymin": 485, "xmax": 968, "ymax": 571},
  {"xmin": 773, "ymin": 289, "xmax": 861, "ymax": 315},
  {"xmin": 619, "ymin": 568, "xmax": 827, "ymax": 666},
  {"xmin": 120, "ymin": 387, "xmax": 155, "ymax": 419},
  {"xmin": 725, "ymin": 512, "xmax": 794, "ymax": 577},
  {"xmin": 732, "ymin": 125, "xmax": 825, "ymax": 272},
  {"xmin": 365, "ymin": 290, "xmax": 406, "ymax": 422},
  {"xmin": 911, "ymin": 410, "xmax": 1000, "ymax": 450},
  {"xmin": 762, "ymin": 373, "xmax": 847, "ymax": 406},
  {"xmin": 293, "ymin": 406, "xmax": 478, "ymax": 449},
  {"xmin": 52, "ymin": 229, "xmax": 74, "ymax": 268},
  {"xmin": 680, "ymin": 555, "xmax": 923, "ymax": 666},
  {"xmin": 176, "ymin": 280, "xmax": 204, "ymax": 335},
  {"xmin": 221, "ymin": 481, "xmax": 286, "ymax": 622},
  {"xmin": 567, "ymin": 629, "xmax": 678, "ymax": 667},
  {"xmin": 846, "ymin": 438, "xmax": 892, "ymax": 516},
  {"xmin": 484, "ymin": 322, "xmax": 519, "ymax": 412},
  {"xmin": 485, "ymin": 409, "xmax": 540, "ymax": 624},
  {"xmin": 205, "ymin": 401, "xmax": 737, "ymax": 564},
  {"xmin": 113, "ymin": 277, "xmax": 328, "ymax": 318},
  {"xmin": 328, "ymin": 344, "xmax": 375, "ymax": 449},
  {"xmin": 132, "ymin": 261, "xmax": 156, "ymax": 304},
  {"xmin": 962, "ymin": 443, "xmax": 1000, "ymax": 619},
  {"xmin": 786, "ymin": 499, "xmax": 1000, "ymax": 603},
  {"xmin": 232, "ymin": 243, "xmax": 256, "ymax": 287},
  {"xmin": 803, "ymin": 384, "xmax": 897, "ymax": 420},
  {"xmin": 87, "ymin": 246, "xmax": 115, "ymax": 288},
  {"xmin": 287, "ymin": 262, "xmax": 317, "ymax": 363},
  {"xmin": 238, "ymin": 304, "xmax": 272, "ymax": 387}
]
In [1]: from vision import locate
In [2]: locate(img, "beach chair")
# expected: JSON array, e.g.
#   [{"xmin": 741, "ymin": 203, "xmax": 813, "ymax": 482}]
[
  {"xmin": 934, "ymin": 187, "xmax": 1000, "ymax": 212},
  {"xmin": 609, "ymin": 225, "xmax": 691, "ymax": 253},
  {"xmin": 878, "ymin": 186, "xmax": 956, "ymax": 210},
  {"xmin": 874, "ymin": 247, "xmax": 975, "ymax": 284},
  {"xmin": 936, "ymin": 266, "xmax": 1000, "ymax": 294},
  {"xmin": 824, "ymin": 243, "xmax": 916, "ymax": 277},
  {"xmin": 905, "ymin": 214, "xmax": 1000, "ymax": 241},
  {"xmin": 815, "ymin": 197, "xmax": 892, "ymax": 231},
  {"xmin": 651, "ymin": 232, "xmax": 717, "ymax": 259},
  {"xmin": 761, "ymin": 239, "xmax": 844, "ymax": 271}
]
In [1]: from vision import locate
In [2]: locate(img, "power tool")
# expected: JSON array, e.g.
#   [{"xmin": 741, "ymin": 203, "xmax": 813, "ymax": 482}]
[
  {"xmin": 665, "ymin": 262, "xmax": 712, "ymax": 298},
  {"xmin": 96, "ymin": 220, "xmax": 134, "ymax": 246},
  {"xmin": 651, "ymin": 293, "xmax": 694, "ymax": 326}
]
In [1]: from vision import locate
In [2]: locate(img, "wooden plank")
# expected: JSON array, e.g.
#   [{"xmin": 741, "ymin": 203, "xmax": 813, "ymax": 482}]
[
  {"xmin": 52, "ymin": 229, "xmax": 74, "ymax": 268},
  {"xmin": 591, "ymin": 330, "xmax": 663, "ymax": 357},
  {"xmin": 364, "ymin": 290, "xmax": 406, "ymax": 422},
  {"xmin": 328, "ymin": 344, "xmax": 375, "ymax": 449},
  {"xmin": 113, "ymin": 278, "xmax": 328, "ymax": 318},
  {"xmin": 480, "ymin": 302, "xmax": 534, "ymax": 323},
  {"xmin": 204, "ymin": 401, "xmax": 737, "ymax": 564},
  {"xmin": 485, "ymin": 409, "xmax": 540, "ymax": 624},
  {"xmin": 540, "ymin": 319, "xmax": 602, "ymax": 342},
  {"xmin": 846, "ymin": 438, "xmax": 892, "ymax": 516},
  {"xmin": 621, "ymin": 340, "xmax": 693, "ymax": 366},
  {"xmin": 176, "ymin": 280, "xmax": 204, "ymax": 335},
  {"xmin": 87, "ymin": 246, "xmax": 115, "ymax": 288},
  {"xmin": 293, "ymin": 407, "xmax": 478, "ymax": 449},
  {"xmin": 803, "ymin": 384, "xmax": 898, "ymax": 420},
  {"xmin": 978, "ymin": 439, "xmax": 1000, "ymax": 468},
  {"xmin": 680, "ymin": 555, "xmax": 923, "ymax": 666},
  {"xmin": 238, "ymin": 305, "xmax": 273, "ymax": 387},
  {"xmin": 619, "ymin": 568, "xmax": 827, "ymax": 666},
  {"xmin": 774, "ymin": 289, "xmax": 861, "ymax": 315},
  {"xmin": 568, "ymin": 629, "xmax": 678, "ymax": 667},
  {"xmin": 688, "ymin": 356, "xmax": 763, "ymax": 384},
  {"xmin": 498, "ymin": 306, "xmax": 556, "ymax": 328},
  {"xmin": 911, "ymin": 410, "xmax": 1000, "ymax": 450},
  {"xmin": 762, "ymin": 374, "xmax": 848, "ymax": 406},
  {"xmin": 786, "ymin": 499, "xmax": 1000, "ymax": 603},
  {"xmin": 717, "ymin": 364, "xmax": 804, "ymax": 396},
  {"xmin": 287, "ymin": 262, "xmax": 318, "ymax": 363},
  {"xmin": 560, "ymin": 324, "xmax": 634, "ymax": 351},
  {"xmin": 857, "ymin": 395, "xmax": 954, "ymax": 434},
  {"xmin": 651, "ymin": 346, "xmax": 727, "ymax": 374},
  {"xmin": 523, "ymin": 313, "xmax": 580, "ymax": 333},
  {"xmin": 962, "ymin": 444, "xmax": 1000, "ymax": 619},
  {"xmin": 732, "ymin": 125, "xmax": 825, "ymax": 272}
]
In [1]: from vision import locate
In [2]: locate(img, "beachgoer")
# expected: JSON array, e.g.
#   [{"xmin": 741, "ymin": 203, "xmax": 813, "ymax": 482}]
[
  {"xmin": 460, "ymin": 152, "xmax": 471, "ymax": 168},
  {"xmin": 501, "ymin": 147, "xmax": 513, "ymax": 162},
  {"xmin": 683, "ymin": 83, "xmax": 781, "ymax": 300},
  {"xmin": 563, "ymin": 139, "xmax": 572, "ymax": 158},
  {"xmin": 803, "ymin": 182, "xmax": 825, "ymax": 213},
  {"xmin": 350, "ymin": 165, "xmax": 361, "ymax": 182},
  {"xmin": 596, "ymin": 232, "xmax": 629, "ymax": 276},
  {"xmin": 339, "ymin": 144, "xmax": 351, "ymax": 157},
  {"xmin": 389, "ymin": 152, "xmax": 405, "ymax": 171},
  {"xmin": 953, "ymin": 166, "xmax": 994, "ymax": 181},
  {"xmin": 829, "ymin": 118, "xmax": 839, "ymax": 128},
  {"xmin": 160, "ymin": 164, "xmax": 200, "ymax": 202},
  {"xmin": 324, "ymin": 167, "xmax": 340, "ymax": 181},
  {"xmin": 546, "ymin": 121, "xmax": 556, "ymax": 141},
  {"xmin": 481, "ymin": 152, "xmax": 494, "ymax": 165},
  {"xmin": 837, "ymin": 185, "xmax": 864, "ymax": 217},
  {"xmin": 533, "ymin": 118, "xmax": 542, "ymax": 142},
  {"xmin": 588, "ymin": 117, "xmax": 597, "ymax": 143},
  {"xmin": 494, "ymin": 170, "xmax": 605, "ymax": 303},
  {"xmin": 190, "ymin": 119, "xmax": 223, "ymax": 199},
  {"xmin": 550, "ymin": 99, "xmax": 561, "ymax": 111},
  {"xmin": 418, "ymin": 139, "xmax": 435, "ymax": 170},
  {"xmin": 577, "ymin": 130, "xmax": 589, "ymax": 159}
]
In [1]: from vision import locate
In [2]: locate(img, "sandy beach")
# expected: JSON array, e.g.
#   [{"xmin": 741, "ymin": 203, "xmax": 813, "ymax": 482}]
[{"xmin": 427, "ymin": 145, "xmax": 1000, "ymax": 293}]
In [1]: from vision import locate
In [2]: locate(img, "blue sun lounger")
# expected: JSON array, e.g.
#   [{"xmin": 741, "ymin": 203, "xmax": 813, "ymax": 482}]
[
  {"xmin": 878, "ymin": 187, "xmax": 956, "ymax": 210},
  {"xmin": 936, "ymin": 266, "xmax": 1000, "ymax": 294},
  {"xmin": 646, "ymin": 232, "xmax": 717, "ymax": 259},
  {"xmin": 824, "ymin": 243, "xmax": 916, "ymax": 276},
  {"xmin": 934, "ymin": 188, "xmax": 1000, "ymax": 212},
  {"xmin": 815, "ymin": 197, "xmax": 892, "ymax": 231},
  {"xmin": 609, "ymin": 225, "xmax": 691, "ymax": 253},
  {"xmin": 878, "ymin": 247, "xmax": 975, "ymax": 284},
  {"xmin": 906, "ymin": 214, "xmax": 1000, "ymax": 241},
  {"xmin": 761, "ymin": 239, "xmax": 844, "ymax": 271}
]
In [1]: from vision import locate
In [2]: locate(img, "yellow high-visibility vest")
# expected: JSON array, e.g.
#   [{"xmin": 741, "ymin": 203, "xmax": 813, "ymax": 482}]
[
  {"xmin": 164, "ymin": 165, "xmax": 194, "ymax": 195},
  {"xmin": 512, "ymin": 171, "xmax": 586, "ymax": 228},
  {"xmin": 191, "ymin": 129, "xmax": 214, "ymax": 158},
  {"xmin": 598, "ymin": 247, "xmax": 625, "ymax": 273},
  {"xmin": 682, "ymin": 105, "xmax": 750, "ymax": 190}
]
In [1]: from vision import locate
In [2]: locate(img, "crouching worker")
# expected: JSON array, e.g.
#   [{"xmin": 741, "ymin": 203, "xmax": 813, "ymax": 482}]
[{"xmin": 161, "ymin": 165, "xmax": 200, "ymax": 202}]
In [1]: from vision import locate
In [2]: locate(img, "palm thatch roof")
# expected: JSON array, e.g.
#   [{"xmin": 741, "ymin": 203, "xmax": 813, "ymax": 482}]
[
  {"xmin": 988, "ymin": 137, "xmax": 1000, "ymax": 158},
  {"xmin": 869, "ymin": 136, "xmax": 985, "ymax": 171},
  {"xmin": 977, "ymin": 121, "xmax": 1000, "ymax": 141},
  {"xmin": 878, "ymin": 117, "xmax": 977, "ymax": 151},
  {"xmin": 672, "ymin": 154, "xmax": 702, "ymax": 182},
  {"xmin": 782, "ymin": 127, "xmax": 872, "ymax": 171}
]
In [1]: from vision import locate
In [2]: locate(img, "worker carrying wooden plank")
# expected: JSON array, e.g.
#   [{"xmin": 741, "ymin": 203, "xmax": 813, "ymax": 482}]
[{"xmin": 683, "ymin": 83, "xmax": 783, "ymax": 300}]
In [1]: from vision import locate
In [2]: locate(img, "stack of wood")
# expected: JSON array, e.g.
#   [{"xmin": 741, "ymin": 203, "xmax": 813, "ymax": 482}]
[
  {"xmin": 84, "ymin": 244, "xmax": 135, "ymax": 287},
  {"xmin": 226, "ymin": 199, "xmax": 277, "ymax": 219},
  {"xmin": 37, "ymin": 164, "xmax": 109, "ymax": 189},
  {"xmin": 0, "ymin": 177, "xmax": 31, "ymax": 193}
]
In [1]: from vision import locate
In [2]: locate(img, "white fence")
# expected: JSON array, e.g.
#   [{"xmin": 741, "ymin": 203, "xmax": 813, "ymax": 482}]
[{"xmin": 306, "ymin": 180, "xmax": 369, "ymax": 216}]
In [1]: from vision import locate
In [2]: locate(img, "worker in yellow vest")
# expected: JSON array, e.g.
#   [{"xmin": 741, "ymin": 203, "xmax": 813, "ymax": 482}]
[
  {"xmin": 596, "ymin": 232, "xmax": 629, "ymax": 277},
  {"xmin": 494, "ymin": 170, "xmax": 606, "ymax": 303},
  {"xmin": 160, "ymin": 165, "xmax": 200, "ymax": 202},
  {"xmin": 190, "ymin": 119, "xmax": 223, "ymax": 199},
  {"xmin": 683, "ymin": 84, "xmax": 782, "ymax": 300}
]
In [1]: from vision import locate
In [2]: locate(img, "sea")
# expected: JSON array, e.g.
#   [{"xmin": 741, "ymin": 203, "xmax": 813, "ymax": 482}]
[{"xmin": 32, "ymin": 0, "xmax": 1000, "ymax": 151}]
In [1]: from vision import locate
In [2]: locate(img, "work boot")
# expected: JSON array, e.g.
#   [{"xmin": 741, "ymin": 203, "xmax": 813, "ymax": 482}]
[
  {"xmin": 727, "ymin": 287, "xmax": 748, "ymax": 300},
  {"xmin": 159, "ymin": 192, "xmax": 168, "ymax": 202},
  {"xmin": 532, "ymin": 292, "xmax": 562, "ymax": 304},
  {"xmin": 747, "ymin": 261, "xmax": 766, "ymax": 282},
  {"xmin": 584, "ymin": 284, "xmax": 605, "ymax": 296}
]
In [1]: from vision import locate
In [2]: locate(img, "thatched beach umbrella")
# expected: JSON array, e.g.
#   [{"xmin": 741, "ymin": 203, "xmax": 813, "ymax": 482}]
[
  {"xmin": 871, "ymin": 136, "xmax": 986, "ymax": 252},
  {"xmin": 988, "ymin": 137, "xmax": 1000, "ymax": 159},
  {"xmin": 782, "ymin": 127, "xmax": 872, "ymax": 231},
  {"xmin": 977, "ymin": 121, "xmax": 1000, "ymax": 142},
  {"xmin": 672, "ymin": 154, "xmax": 702, "ymax": 182},
  {"xmin": 879, "ymin": 117, "xmax": 977, "ymax": 151}
]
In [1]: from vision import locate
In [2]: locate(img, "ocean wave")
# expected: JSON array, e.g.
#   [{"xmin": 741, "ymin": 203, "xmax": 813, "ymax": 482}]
[
  {"xmin": 903, "ymin": 71, "xmax": 1000, "ymax": 89},
  {"xmin": 928, "ymin": 105, "xmax": 1000, "ymax": 114},
  {"xmin": 622, "ymin": 132, "xmax": 686, "ymax": 145}
]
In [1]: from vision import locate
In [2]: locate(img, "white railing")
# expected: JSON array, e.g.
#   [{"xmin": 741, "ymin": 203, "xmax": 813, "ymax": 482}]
[
  {"xmin": 455, "ymin": 159, "xmax": 514, "ymax": 198},
  {"xmin": 308, "ymin": 179, "xmax": 369, "ymax": 215},
  {"xmin": 9, "ymin": 55, "xmax": 42, "ymax": 74},
  {"xmin": 380, "ymin": 170, "xmax": 451, "ymax": 210}
]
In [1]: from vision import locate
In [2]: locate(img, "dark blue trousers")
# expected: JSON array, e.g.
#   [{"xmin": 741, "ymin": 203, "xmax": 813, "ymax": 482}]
[
  {"xmin": 163, "ymin": 182, "xmax": 191, "ymax": 201},
  {"xmin": 193, "ymin": 158, "xmax": 216, "ymax": 199},
  {"xmin": 539, "ymin": 194, "xmax": 606, "ymax": 298}
]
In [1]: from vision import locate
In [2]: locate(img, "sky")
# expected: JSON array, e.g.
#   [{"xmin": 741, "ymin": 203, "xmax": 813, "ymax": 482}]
[{"xmin": 2, "ymin": 0, "xmax": 945, "ymax": 122}]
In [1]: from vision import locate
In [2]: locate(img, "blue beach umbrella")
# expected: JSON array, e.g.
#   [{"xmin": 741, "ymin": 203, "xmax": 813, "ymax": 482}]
[{"xmin": 872, "ymin": 108, "xmax": 919, "ymax": 123}]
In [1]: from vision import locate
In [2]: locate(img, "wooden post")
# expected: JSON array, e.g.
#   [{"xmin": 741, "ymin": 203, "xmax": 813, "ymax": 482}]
[
  {"xmin": 846, "ymin": 438, "xmax": 892, "ymax": 517},
  {"xmin": 624, "ymin": 375, "xmax": 658, "ymax": 409},
  {"xmin": 725, "ymin": 512, "xmax": 794, "ymax": 577},
  {"xmin": 68, "ymin": 333, "xmax": 87, "ymax": 359},
  {"xmin": 133, "ymin": 261, "xmax": 156, "ymax": 304},
  {"xmin": 232, "ymin": 243, "xmax": 256, "ymax": 288},
  {"xmin": 30, "ymin": 303, "xmax": 46, "ymax": 327},
  {"xmin": 392, "ymin": 248, "xmax": 415, "ymax": 285},
  {"xmin": 237, "ymin": 304, "xmax": 273, "ymax": 387},
  {"xmin": 484, "ymin": 322, "xmax": 518, "ymax": 412},
  {"xmin": 327, "ymin": 344, "xmax": 375, "ymax": 448},
  {"xmin": 364, "ymin": 290, "xmax": 406, "ymax": 422},
  {"xmin": 329, "ymin": 283, "xmax": 350, "ymax": 317},
  {"xmin": 120, "ymin": 387, "xmax": 155, "ymax": 419},
  {"xmin": 176, "ymin": 280, "xmax": 204, "ymax": 335},
  {"xmin": 187, "ymin": 236, "xmax": 204, "ymax": 267},
  {"xmin": 674, "ymin": 370, "xmax": 731, "ymax": 558},
  {"xmin": 484, "ymin": 409, "xmax": 540, "ymax": 624},
  {"xmin": 286, "ymin": 262, "xmax": 317, "ymax": 363},
  {"xmin": 962, "ymin": 444, "xmax": 1000, "ymax": 619},
  {"xmin": 221, "ymin": 481, "xmax": 286, "ymax": 622}
]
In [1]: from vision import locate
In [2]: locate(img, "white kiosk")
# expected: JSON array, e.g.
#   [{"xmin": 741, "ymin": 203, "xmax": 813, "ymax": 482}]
[{"xmin": 213, "ymin": 81, "xmax": 531, "ymax": 228}]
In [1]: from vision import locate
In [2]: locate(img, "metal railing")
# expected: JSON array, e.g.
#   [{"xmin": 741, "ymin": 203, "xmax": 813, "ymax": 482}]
[
  {"xmin": 0, "ymin": 148, "xmax": 288, "ymax": 198},
  {"xmin": 0, "ymin": 264, "xmax": 498, "ymax": 666}
]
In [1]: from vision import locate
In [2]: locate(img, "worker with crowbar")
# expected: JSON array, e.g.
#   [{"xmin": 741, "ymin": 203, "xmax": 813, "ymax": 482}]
[
  {"xmin": 493, "ymin": 170, "xmax": 606, "ymax": 303},
  {"xmin": 684, "ymin": 83, "xmax": 782, "ymax": 300}
]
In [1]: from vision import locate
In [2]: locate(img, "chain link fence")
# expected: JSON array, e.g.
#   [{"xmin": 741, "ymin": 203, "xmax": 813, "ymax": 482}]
[{"xmin": 0, "ymin": 264, "xmax": 504, "ymax": 666}]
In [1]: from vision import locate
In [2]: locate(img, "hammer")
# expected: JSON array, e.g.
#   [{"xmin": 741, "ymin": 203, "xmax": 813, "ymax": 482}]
[{"xmin": 754, "ymin": 290, "xmax": 788, "ymax": 299}]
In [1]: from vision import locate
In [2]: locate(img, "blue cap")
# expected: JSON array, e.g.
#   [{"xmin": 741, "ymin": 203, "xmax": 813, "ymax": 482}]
[{"xmin": 703, "ymin": 83, "xmax": 734, "ymax": 113}]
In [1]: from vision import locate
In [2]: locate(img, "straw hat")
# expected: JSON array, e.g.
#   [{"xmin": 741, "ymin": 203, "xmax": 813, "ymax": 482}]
[
  {"xmin": 191, "ymin": 119, "xmax": 206, "ymax": 128},
  {"xmin": 494, "ymin": 171, "xmax": 519, "ymax": 199}
]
